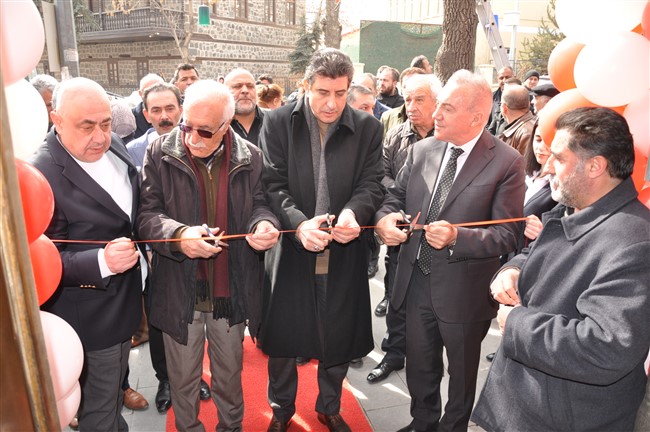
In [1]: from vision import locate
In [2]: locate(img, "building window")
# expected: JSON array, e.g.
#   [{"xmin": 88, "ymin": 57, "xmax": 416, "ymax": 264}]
[
  {"xmin": 264, "ymin": 0, "xmax": 275, "ymax": 22},
  {"xmin": 286, "ymin": 0, "xmax": 295, "ymax": 25},
  {"xmin": 108, "ymin": 60, "xmax": 119, "ymax": 86},
  {"xmin": 136, "ymin": 60, "xmax": 149, "ymax": 82},
  {"xmin": 88, "ymin": 0, "xmax": 101, "ymax": 13},
  {"xmin": 235, "ymin": 0, "xmax": 248, "ymax": 19}
]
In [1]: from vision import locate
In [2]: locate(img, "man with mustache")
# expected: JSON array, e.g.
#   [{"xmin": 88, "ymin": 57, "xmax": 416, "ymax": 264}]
[{"xmin": 225, "ymin": 68, "xmax": 266, "ymax": 146}]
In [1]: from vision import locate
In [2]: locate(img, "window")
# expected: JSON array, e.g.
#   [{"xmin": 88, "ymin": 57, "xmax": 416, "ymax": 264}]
[
  {"xmin": 286, "ymin": 0, "xmax": 296, "ymax": 25},
  {"xmin": 264, "ymin": 0, "xmax": 275, "ymax": 22},
  {"xmin": 108, "ymin": 60, "xmax": 119, "ymax": 86},
  {"xmin": 235, "ymin": 0, "xmax": 248, "ymax": 19},
  {"xmin": 136, "ymin": 60, "xmax": 149, "ymax": 82}
]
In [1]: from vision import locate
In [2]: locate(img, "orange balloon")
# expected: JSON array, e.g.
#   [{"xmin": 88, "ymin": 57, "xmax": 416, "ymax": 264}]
[
  {"xmin": 638, "ymin": 187, "xmax": 650, "ymax": 210},
  {"xmin": 643, "ymin": 1, "xmax": 650, "ymax": 41},
  {"xmin": 30, "ymin": 234, "xmax": 62, "ymax": 305},
  {"xmin": 548, "ymin": 38, "xmax": 584, "ymax": 92},
  {"xmin": 15, "ymin": 159, "xmax": 55, "ymax": 243},
  {"xmin": 631, "ymin": 148, "xmax": 649, "ymax": 192},
  {"xmin": 632, "ymin": 23, "xmax": 643, "ymax": 34},
  {"xmin": 538, "ymin": 89, "xmax": 598, "ymax": 145}
]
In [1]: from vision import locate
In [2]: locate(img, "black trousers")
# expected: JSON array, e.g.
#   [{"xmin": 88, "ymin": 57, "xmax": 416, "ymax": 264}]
[
  {"xmin": 144, "ymin": 290, "xmax": 169, "ymax": 382},
  {"xmin": 380, "ymin": 245, "xmax": 406, "ymax": 368},
  {"xmin": 406, "ymin": 266, "xmax": 490, "ymax": 432}
]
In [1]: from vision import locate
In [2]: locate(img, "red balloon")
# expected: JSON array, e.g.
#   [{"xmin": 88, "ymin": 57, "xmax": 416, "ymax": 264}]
[
  {"xmin": 538, "ymin": 89, "xmax": 598, "ymax": 145},
  {"xmin": 15, "ymin": 159, "xmax": 54, "ymax": 243},
  {"xmin": 638, "ymin": 187, "xmax": 650, "ymax": 210},
  {"xmin": 548, "ymin": 38, "xmax": 584, "ymax": 92},
  {"xmin": 29, "ymin": 234, "xmax": 62, "ymax": 305},
  {"xmin": 642, "ymin": 1, "xmax": 650, "ymax": 41}
]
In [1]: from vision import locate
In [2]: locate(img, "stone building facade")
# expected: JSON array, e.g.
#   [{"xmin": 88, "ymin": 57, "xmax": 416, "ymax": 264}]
[{"xmin": 41, "ymin": 0, "xmax": 305, "ymax": 97}]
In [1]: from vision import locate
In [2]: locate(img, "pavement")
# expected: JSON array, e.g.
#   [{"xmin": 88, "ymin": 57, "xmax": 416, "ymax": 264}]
[{"xmin": 68, "ymin": 246, "xmax": 499, "ymax": 431}]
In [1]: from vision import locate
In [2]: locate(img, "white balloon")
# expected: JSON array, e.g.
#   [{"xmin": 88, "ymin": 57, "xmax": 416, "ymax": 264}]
[
  {"xmin": 4, "ymin": 79, "xmax": 49, "ymax": 161},
  {"xmin": 556, "ymin": 0, "xmax": 647, "ymax": 45},
  {"xmin": 56, "ymin": 381, "xmax": 81, "ymax": 430}
]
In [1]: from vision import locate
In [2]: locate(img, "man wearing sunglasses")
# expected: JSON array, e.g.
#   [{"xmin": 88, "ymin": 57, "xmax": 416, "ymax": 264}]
[{"xmin": 137, "ymin": 79, "xmax": 280, "ymax": 432}]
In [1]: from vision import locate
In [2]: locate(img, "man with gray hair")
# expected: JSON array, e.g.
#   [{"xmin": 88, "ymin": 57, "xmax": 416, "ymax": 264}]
[
  {"xmin": 260, "ymin": 48, "xmax": 384, "ymax": 432},
  {"xmin": 346, "ymin": 83, "xmax": 376, "ymax": 115},
  {"xmin": 375, "ymin": 70, "xmax": 524, "ymax": 432},
  {"xmin": 30, "ymin": 73, "xmax": 58, "ymax": 129},
  {"xmin": 138, "ymin": 79, "xmax": 280, "ymax": 431}
]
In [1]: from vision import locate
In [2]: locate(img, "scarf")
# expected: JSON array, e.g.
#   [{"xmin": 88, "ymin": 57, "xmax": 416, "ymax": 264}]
[{"xmin": 183, "ymin": 129, "xmax": 232, "ymax": 320}]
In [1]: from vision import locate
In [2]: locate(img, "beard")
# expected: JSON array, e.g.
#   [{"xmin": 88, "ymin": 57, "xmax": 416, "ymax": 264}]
[
  {"xmin": 550, "ymin": 162, "xmax": 586, "ymax": 210},
  {"xmin": 235, "ymin": 99, "xmax": 256, "ymax": 115}
]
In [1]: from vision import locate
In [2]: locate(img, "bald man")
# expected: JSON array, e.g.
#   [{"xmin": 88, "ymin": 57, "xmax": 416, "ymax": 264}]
[{"xmin": 499, "ymin": 84, "xmax": 537, "ymax": 155}]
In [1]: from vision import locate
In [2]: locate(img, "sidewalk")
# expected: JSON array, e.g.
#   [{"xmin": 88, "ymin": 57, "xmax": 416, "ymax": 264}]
[{"xmin": 83, "ymin": 246, "xmax": 498, "ymax": 431}]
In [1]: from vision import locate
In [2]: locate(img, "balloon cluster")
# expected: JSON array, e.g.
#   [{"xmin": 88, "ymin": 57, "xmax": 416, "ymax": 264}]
[
  {"xmin": 2, "ymin": 1, "xmax": 84, "ymax": 428},
  {"xmin": 542, "ymin": 0, "xmax": 650, "ymax": 208}
]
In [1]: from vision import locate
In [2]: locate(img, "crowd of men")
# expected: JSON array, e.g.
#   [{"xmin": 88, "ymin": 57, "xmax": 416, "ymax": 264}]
[{"xmin": 29, "ymin": 49, "xmax": 649, "ymax": 432}]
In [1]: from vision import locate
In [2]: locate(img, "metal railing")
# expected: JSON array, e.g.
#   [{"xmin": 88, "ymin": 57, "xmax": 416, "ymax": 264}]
[{"xmin": 75, "ymin": 7, "xmax": 185, "ymax": 33}]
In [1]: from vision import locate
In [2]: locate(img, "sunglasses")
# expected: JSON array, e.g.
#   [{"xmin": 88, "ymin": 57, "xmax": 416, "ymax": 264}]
[{"xmin": 179, "ymin": 121, "xmax": 225, "ymax": 139}]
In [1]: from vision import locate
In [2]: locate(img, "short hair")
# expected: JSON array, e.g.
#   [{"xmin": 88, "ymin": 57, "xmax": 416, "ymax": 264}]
[
  {"xmin": 504, "ymin": 77, "xmax": 522, "ymax": 85},
  {"xmin": 403, "ymin": 74, "xmax": 443, "ymax": 99},
  {"xmin": 399, "ymin": 67, "xmax": 426, "ymax": 84},
  {"xmin": 502, "ymin": 85, "xmax": 531, "ymax": 111},
  {"xmin": 183, "ymin": 80, "xmax": 235, "ymax": 124},
  {"xmin": 52, "ymin": 77, "xmax": 108, "ymax": 111},
  {"xmin": 377, "ymin": 65, "xmax": 400, "ymax": 82},
  {"xmin": 142, "ymin": 83, "xmax": 182, "ymax": 111},
  {"xmin": 361, "ymin": 72, "xmax": 377, "ymax": 92},
  {"xmin": 555, "ymin": 107, "xmax": 634, "ymax": 179},
  {"xmin": 410, "ymin": 55, "xmax": 429, "ymax": 69},
  {"xmin": 257, "ymin": 74, "xmax": 273, "ymax": 84},
  {"xmin": 347, "ymin": 84, "xmax": 375, "ymax": 104},
  {"xmin": 445, "ymin": 69, "xmax": 492, "ymax": 118},
  {"xmin": 30, "ymin": 74, "xmax": 58, "ymax": 95},
  {"xmin": 139, "ymin": 73, "xmax": 164, "ymax": 91},
  {"xmin": 257, "ymin": 83, "xmax": 284, "ymax": 104},
  {"xmin": 304, "ymin": 48, "xmax": 354, "ymax": 86},
  {"xmin": 171, "ymin": 63, "xmax": 199, "ymax": 84}
]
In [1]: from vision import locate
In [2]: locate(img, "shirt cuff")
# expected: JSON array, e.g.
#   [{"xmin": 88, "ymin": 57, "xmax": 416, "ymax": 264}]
[{"xmin": 98, "ymin": 248, "xmax": 117, "ymax": 279}]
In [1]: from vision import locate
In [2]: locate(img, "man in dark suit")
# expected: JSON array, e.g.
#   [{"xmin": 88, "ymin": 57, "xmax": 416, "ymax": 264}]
[
  {"xmin": 31, "ymin": 77, "xmax": 145, "ymax": 431},
  {"xmin": 375, "ymin": 69, "xmax": 524, "ymax": 432}
]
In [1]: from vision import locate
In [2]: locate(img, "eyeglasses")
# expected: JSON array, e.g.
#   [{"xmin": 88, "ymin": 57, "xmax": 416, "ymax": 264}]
[{"xmin": 179, "ymin": 121, "xmax": 225, "ymax": 139}]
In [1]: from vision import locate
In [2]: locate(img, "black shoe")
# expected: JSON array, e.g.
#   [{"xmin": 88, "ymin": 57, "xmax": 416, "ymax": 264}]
[
  {"xmin": 486, "ymin": 352, "xmax": 495, "ymax": 362},
  {"xmin": 349, "ymin": 357, "xmax": 363, "ymax": 368},
  {"xmin": 155, "ymin": 380, "xmax": 171, "ymax": 414},
  {"xmin": 267, "ymin": 415, "xmax": 291, "ymax": 432},
  {"xmin": 396, "ymin": 425, "xmax": 418, "ymax": 432},
  {"xmin": 367, "ymin": 263, "xmax": 378, "ymax": 278},
  {"xmin": 374, "ymin": 297, "xmax": 388, "ymax": 317},
  {"xmin": 366, "ymin": 361, "xmax": 402, "ymax": 383},
  {"xmin": 296, "ymin": 356, "xmax": 311, "ymax": 366},
  {"xmin": 199, "ymin": 379, "xmax": 211, "ymax": 400},
  {"xmin": 317, "ymin": 413, "xmax": 351, "ymax": 432}
]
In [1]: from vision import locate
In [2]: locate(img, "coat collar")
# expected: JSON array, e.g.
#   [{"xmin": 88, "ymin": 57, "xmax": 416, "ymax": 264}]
[
  {"xmin": 160, "ymin": 127, "xmax": 253, "ymax": 167},
  {"xmin": 290, "ymin": 94, "xmax": 356, "ymax": 135}
]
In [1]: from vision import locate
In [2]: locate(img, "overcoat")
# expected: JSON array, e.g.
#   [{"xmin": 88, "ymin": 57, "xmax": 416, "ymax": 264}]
[
  {"xmin": 259, "ymin": 96, "xmax": 384, "ymax": 367},
  {"xmin": 472, "ymin": 178, "xmax": 650, "ymax": 431}
]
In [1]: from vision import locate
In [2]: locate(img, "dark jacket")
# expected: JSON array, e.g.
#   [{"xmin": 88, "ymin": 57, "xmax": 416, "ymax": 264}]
[
  {"xmin": 137, "ymin": 128, "xmax": 279, "ymax": 344},
  {"xmin": 382, "ymin": 119, "xmax": 433, "ymax": 189},
  {"xmin": 378, "ymin": 91, "xmax": 405, "ymax": 109},
  {"xmin": 472, "ymin": 178, "xmax": 650, "ymax": 432},
  {"xmin": 132, "ymin": 101, "xmax": 152, "ymax": 141},
  {"xmin": 259, "ymin": 96, "xmax": 385, "ymax": 367},
  {"xmin": 499, "ymin": 110, "xmax": 537, "ymax": 156},
  {"xmin": 32, "ymin": 131, "xmax": 143, "ymax": 351}
]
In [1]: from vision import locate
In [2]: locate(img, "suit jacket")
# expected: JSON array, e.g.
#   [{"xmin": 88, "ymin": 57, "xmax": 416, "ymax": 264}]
[
  {"xmin": 31, "ymin": 130, "xmax": 143, "ymax": 351},
  {"xmin": 376, "ymin": 130, "xmax": 525, "ymax": 323}
]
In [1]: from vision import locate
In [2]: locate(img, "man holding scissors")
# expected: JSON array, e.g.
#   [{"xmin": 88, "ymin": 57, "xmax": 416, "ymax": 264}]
[{"xmin": 375, "ymin": 70, "xmax": 524, "ymax": 432}]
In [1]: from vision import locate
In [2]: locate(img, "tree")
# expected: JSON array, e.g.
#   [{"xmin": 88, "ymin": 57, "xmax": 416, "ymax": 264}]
[
  {"xmin": 434, "ymin": 0, "xmax": 478, "ymax": 83},
  {"xmin": 519, "ymin": 0, "xmax": 565, "ymax": 74},
  {"xmin": 321, "ymin": 0, "xmax": 342, "ymax": 48},
  {"xmin": 289, "ymin": 17, "xmax": 322, "ymax": 75}
]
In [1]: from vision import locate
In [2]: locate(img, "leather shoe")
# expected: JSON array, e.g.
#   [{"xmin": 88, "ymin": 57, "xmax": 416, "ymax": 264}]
[
  {"xmin": 123, "ymin": 387, "xmax": 149, "ymax": 411},
  {"xmin": 396, "ymin": 425, "xmax": 418, "ymax": 432},
  {"xmin": 367, "ymin": 361, "xmax": 402, "ymax": 383},
  {"xmin": 296, "ymin": 356, "xmax": 311, "ymax": 366},
  {"xmin": 155, "ymin": 380, "xmax": 172, "ymax": 414},
  {"xmin": 486, "ymin": 352, "xmax": 495, "ymax": 362},
  {"xmin": 374, "ymin": 297, "xmax": 388, "ymax": 317},
  {"xmin": 267, "ymin": 415, "xmax": 291, "ymax": 432},
  {"xmin": 199, "ymin": 379, "xmax": 211, "ymax": 400},
  {"xmin": 349, "ymin": 357, "xmax": 363, "ymax": 368},
  {"xmin": 317, "ymin": 413, "xmax": 351, "ymax": 432}
]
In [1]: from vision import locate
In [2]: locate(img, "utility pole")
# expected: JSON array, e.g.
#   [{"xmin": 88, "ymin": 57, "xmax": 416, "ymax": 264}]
[{"xmin": 54, "ymin": 0, "xmax": 80, "ymax": 78}]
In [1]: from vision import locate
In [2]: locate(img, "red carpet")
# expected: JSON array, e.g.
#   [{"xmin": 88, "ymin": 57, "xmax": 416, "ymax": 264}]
[{"xmin": 166, "ymin": 338, "xmax": 372, "ymax": 431}]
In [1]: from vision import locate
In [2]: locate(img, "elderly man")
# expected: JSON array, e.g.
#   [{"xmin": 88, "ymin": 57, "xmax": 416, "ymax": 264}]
[
  {"xmin": 472, "ymin": 107, "xmax": 650, "ymax": 432},
  {"xmin": 367, "ymin": 73, "xmax": 443, "ymax": 385},
  {"xmin": 530, "ymin": 82, "xmax": 560, "ymax": 114},
  {"xmin": 375, "ymin": 70, "xmax": 524, "ymax": 432},
  {"xmin": 30, "ymin": 74, "xmax": 58, "ymax": 129},
  {"xmin": 347, "ymin": 83, "xmax": 376, "ymax": 116},
  {"xmin": 137, "ymin": 80, "xmax": 280, "ymax": 432},
  {"xmin": 260, "ymin": 48, "xmax": 384, "ymax": 432},
  {"xmin": 31, "ymin": 77, "xmax": 145, "ymax": 431},
  {"xmin": 499, "ymin": 84, "xmax": 537, "ymax": 155},
  {"xmin": 225, "ymin": 68, "xmax": 266, "ymax": 146}
]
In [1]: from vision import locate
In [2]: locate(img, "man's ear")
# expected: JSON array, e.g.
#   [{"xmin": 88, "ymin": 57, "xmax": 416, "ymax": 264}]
[
  {"xmin": 50, "ymin": 110, "xmax": 62, "ymax": 128},
  {"xmin": 586, "ymin": 155, "xmax": 608, "ymax": 179}
]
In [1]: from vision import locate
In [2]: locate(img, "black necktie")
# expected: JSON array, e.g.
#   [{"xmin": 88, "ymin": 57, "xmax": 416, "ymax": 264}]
[{"xmin": 417, "ymin": 146, "xmax": 464, "ymax": 275}]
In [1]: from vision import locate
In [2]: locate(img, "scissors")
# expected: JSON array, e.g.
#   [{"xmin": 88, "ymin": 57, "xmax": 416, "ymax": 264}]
[
  {"xmin": 201, "ymin": 224, "xmax": 229, "ymax": 248},
  {"xmin": 398, "ymin": 211, "xmax": 421, "ymax": 237}
]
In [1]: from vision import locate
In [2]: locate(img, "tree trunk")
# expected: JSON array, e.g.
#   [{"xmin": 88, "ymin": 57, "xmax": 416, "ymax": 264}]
[
  {"xmin": 434, "ymin": 0, "xmax": 478, "ymax": 84},
  {"xmin": 321, "ymin": 0, "xmax": 341, "ymax": 48}
]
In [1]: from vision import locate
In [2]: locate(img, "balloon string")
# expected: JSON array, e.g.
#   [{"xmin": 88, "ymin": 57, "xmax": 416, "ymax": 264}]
[{"xmin": 48, "ymin": 217, "xmax": 527, "ymax": 245}]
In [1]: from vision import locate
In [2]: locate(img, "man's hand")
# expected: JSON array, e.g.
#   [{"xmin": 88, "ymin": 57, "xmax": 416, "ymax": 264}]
[
  {"xmin": 331, "ymin": 209, "xmax": 360, "ymax": 244},
  {"xmin": 422, "ymin": 220, "xmax": 457, "ymax": 249},
  {"xmin": 375, "ymin": 212, "xmax": 409, "ymax": 246},
  {"xmin": 105, "ymin": 237, "xmax": 140, "ymax": 274},
  {"xmin": 497, "ymin": 304, "xmax": 519, "ymax": 335},
  {"xmin": 247, "ymin": 220, "xmax": 280, "ymax": 251},
  {"xmin": 490, "ymin": 267, "xmax": 521, "ymax": 305},
  {"xmin": 524, "ymin": 214, "xmax": 543, "ymax": 241},
  {"xmin": 296, "ymin": 213, "xmax": 333, "ymax": 252},
  {"xmin": 179, "ymin": 226, "xmax": 222, "ymax": 259}
]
